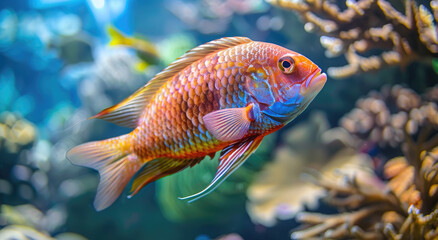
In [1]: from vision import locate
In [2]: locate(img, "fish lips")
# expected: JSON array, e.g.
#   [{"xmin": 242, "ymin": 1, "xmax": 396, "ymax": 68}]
[{"xmin": 301, "ymin": 70, "xmax": 327, "ymax": 97}]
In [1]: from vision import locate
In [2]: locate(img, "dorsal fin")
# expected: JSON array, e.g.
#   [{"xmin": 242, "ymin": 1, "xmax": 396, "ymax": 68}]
[{"xmin": 91, "ymin": 37, "xmax": 253, "ymax": 128}]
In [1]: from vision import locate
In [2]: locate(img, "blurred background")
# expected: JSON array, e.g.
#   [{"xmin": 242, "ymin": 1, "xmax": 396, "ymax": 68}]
[{"xmin": 0, "ymin": 0, "xmax": 437, "ymax": 239}]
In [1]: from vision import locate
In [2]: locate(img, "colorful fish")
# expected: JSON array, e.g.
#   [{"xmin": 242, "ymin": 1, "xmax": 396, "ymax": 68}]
[{"xmin": 67, "ymin": 37, "xmax": 327, "ymax": 211}]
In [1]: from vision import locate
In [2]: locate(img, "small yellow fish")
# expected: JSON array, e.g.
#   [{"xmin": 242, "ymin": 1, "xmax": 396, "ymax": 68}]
[
  {"xmin": 107, "ymin": 25, "xmax": 160, "ymax": 70},
  {"xmin": 68, "ymin": 37, "xmax": 327, "ymax": 211}
]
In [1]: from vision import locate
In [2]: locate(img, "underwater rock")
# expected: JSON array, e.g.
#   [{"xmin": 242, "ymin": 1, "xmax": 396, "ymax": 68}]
[{"xmin": 267, "ymin": 0, "xmax": 438, "ymax": 78}]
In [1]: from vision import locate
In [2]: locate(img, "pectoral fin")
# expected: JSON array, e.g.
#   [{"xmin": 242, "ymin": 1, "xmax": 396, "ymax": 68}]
[
  {"xmin": 203, "ymin": 104, "xmax": 258, "ymax": 142},
  {"xmin": 179, "ymin": 136, "xmax": 263, "ymax": 202}
]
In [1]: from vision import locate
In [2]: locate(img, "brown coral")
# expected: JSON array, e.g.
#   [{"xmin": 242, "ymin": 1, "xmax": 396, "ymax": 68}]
[
  {"xmin": 246, "ymin": 112, "xmax": 373, "ymax": 227},
  {"xmin": 340, "ymin": 85, "xmax": 437, "ymax": 149},
  {"xmin": 290, "ymin": 87, "xmax": 438, "ymax": 239},
  {"xmin": 268, "ymin": 0, "xmax": 438, "ymax": 78},
  {"xmin": 291, "ymin": 148, "xmax": 438, "ymax": 239}
]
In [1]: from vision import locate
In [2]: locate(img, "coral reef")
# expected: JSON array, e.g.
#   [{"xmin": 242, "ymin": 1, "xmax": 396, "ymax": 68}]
[
  {"xmin": 291, "ymin": 148, "xmax": 438, "ymax": 239},
  {"xmin": 340, "ymin": 85, "xmax": 438, "ymax": 149},
  {"xmin": 267, "ymin": 0, "xmax": 438, "ymax": 78},
  {"xmin": 246, "ymin": 111, "xmax": 374, "ymax": 227},
  {"xmin": 290, "ymin": 86, "xmax": 438, "ymax": 239}
]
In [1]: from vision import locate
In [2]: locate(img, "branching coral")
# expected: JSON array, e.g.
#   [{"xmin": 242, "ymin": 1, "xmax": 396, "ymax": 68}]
[
  {"xmin": 341, "ymin": 85, "xmax": 437, "ymax": 149},
  {"xmin": 267, "ymin": 0, "xmax": 438, "ymax": 78},
  {"xmin": 292, "ymin": 147, "xmax": 438, "ymax": 239},
  {"xmin": 246, "ymin": 112, "xmax": 374, "ymax": 226},
  {"xmin": 290, "ymin": 86, "xmax": 438, "ymax": 239},
  {"xmin": 383, "ymin": 149, "xmax": 438, "ymax": 239}
]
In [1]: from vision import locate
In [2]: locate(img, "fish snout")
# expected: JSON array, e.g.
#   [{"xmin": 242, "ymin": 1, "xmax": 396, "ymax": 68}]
[{"xmin": 300, "ymin": 70, "xmax": 327, "ymax": 96}]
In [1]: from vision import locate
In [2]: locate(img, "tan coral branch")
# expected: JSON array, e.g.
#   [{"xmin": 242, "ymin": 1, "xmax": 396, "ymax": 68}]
[
  {"xmin": 292, "ymin": 205, "xmax": 386, "ymax": 239},
  {"xmin": 269, "ymin": 0, "xmax": 438, "ymax": 78}
]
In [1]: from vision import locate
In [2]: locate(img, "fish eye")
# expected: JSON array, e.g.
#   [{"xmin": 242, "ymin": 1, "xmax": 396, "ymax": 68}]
[{"xmin": 278, "ymin": 56, "xmax": 295, "ymax": 74}]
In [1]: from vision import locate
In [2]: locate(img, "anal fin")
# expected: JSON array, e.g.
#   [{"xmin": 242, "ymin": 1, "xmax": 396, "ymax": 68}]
[
  {"xmin": 128, "ymin": 157, "xmax": 203, "ymax": 198},
  {"xmin": 179, "ymin": 136, "xmax": 263, "ymax": 202}
]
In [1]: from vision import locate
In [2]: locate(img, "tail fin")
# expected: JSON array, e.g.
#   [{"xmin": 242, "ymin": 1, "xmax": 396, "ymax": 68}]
[
  {"xmin": 107, "ymin": 25, "xmax": 130, "ymax": 47},
  {"xmin": 66, "ymin": 134, "xmax": 143, "ymax": 211}
]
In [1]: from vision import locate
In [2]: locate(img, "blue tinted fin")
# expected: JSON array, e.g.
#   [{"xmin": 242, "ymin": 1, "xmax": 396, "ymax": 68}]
[{"xmin": 179, "ymin": 136, "xmax": 263, "ymax": 202}]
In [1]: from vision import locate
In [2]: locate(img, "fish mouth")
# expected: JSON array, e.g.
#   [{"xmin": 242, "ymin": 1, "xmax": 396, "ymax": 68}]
[{"xmin": 300, "ymin": 69, "xmax": 327, "ymax": 96}]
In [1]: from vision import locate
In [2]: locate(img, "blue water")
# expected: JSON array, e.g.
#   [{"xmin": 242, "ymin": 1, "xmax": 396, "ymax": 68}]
[{"xmin": 1, "ymin": 0, "xmax": 436, "ymax": 239}]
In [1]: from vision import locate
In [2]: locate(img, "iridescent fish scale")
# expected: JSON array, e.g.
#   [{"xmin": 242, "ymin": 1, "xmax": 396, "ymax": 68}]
[{"xmin": 135, "ymin": 44, "xmax": 271, "ymax": 161}]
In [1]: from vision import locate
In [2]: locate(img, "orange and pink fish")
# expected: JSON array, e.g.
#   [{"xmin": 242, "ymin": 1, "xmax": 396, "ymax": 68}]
[{"xmin": 67, "ymin": 37, "xmax": 327, "ymax": 211}]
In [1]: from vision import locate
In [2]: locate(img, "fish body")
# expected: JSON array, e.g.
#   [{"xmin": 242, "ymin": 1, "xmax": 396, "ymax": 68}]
[
  {"xmin": 50, "ymin": 33, "xmax": 94, "ymax": 65},
  {"xmin": 67, "ymin": 37, "xmax": 327, "ymax": 211}
]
